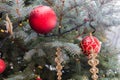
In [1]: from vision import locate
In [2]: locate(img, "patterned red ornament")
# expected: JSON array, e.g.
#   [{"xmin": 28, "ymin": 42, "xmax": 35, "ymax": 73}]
[
  {"xmin": 29, "ymin": 5, "xmax": 57, "ymax": 34},
  {"xmin": 80, "ymin": 35, "xmax": 101, "ymax": 55},
  {"xmin": 0, "ymin": 59, "xmax": 6, "ymax": 74}
]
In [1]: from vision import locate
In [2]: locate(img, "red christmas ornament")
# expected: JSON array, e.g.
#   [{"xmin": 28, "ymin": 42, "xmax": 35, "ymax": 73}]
[
  {"xmin": 36, "ymin": 76, "xmax": 42, "ymax": 80},
  {"xmin": 80, "ymin": 34, "xmax": 101, "ymax": 55},
  {"xmin": 29, "ymin": 5, "xmax": 57, "ymax": 34},
  {"xmin": 0, "ymin": 59, "xmax": 6, "ymax": 74}
]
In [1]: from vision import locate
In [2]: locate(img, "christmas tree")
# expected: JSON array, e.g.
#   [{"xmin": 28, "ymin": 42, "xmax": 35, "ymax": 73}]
[{"xmin": 0, "ymin": 0, "xmax": 120, "ymax": 80}]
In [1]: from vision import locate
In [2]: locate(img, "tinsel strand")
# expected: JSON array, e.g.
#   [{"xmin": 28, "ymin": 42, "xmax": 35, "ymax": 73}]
[
  {"xmin": 55, "ymin": 47, "xmax": 63, "ymax": 80},
  {"xmin": 88, "ymin": 50, "xmax": 99, "ymax": 80}
]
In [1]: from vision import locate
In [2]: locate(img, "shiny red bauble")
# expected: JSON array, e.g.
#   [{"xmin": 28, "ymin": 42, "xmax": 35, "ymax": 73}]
[
  {"xmin": 0, "ymin": 59, "xmax": 6, "ymax": 74},
  {"xmin": 29, "ymin": 5, "xmax": 57, "ymax": 34},
  {"xmin": 80, "ymin": 35, "xmax": 101, "ymax": 55}
]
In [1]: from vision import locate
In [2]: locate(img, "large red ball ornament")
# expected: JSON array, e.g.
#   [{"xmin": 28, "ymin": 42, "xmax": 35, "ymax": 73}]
[
  {"xmin": 29, "ymin": 5, "xmax": 57, "ymax": 34},
  {"xmin": 80, "ymin": 35, "xmax": 101, "ymax": 55},
  {"xmin": 0, "ymin": 59, "xmax": 6, "ymax": 74}
]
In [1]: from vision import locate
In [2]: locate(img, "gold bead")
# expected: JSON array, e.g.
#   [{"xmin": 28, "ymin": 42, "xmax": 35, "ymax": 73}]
[
  {"xmin": 19, "ymin": 23, "xmax": 23, "ymax": 27},
  {"xmin": 102, "ymin": 74, "xmax": 105, "ymax": 77},
  {"xmin": 59, "ymin": 26, "xmax": 62, "ymax": 29},
  {"xmin": 92, "ymin": 74, "xmax": 98, "ymax": 79},
  {"xmin": 57, "ymin": 76, "xmax": 62, "ymax": 80},
  {"xmin": 0, "ymin": 29, "xmax": 5, "ymax": 32},
  {"xmin": 26, "ymin": 19, "xmax": 29, "ymax": 22},
  {"xmin": 56, "ymin": 65, "xmax": 63, "ymax": 70},
  {"xmin": 57, "ymin": 72, "xmax": 62, "ymax": 76},
  {"xmin": 38, "ymin": 66, "xmax": 43, "ymax": 69},
  {"xmin": 75, "ymin": 31, "xmax": 79, "ymax": 34}
]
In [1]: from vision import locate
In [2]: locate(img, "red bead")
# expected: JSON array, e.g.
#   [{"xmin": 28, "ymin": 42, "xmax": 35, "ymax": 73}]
[
  {"xmin": 29, "ymin": 5, "xmax": 57, "ymax": 34},
  {"xmin": 0, "ymin": 59, "xmax": 6, "ymax": 74},
  {"xmin": 80, "ymin": 35, "xmax": 101, "ymax": 55}
]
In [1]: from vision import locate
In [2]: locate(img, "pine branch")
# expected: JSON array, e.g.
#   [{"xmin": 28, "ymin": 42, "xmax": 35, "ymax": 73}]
[
  {"xmin": 39, "ymin": 21, "xmax": 86, "ymax": 37},
  {"xmin": 0, "ymin": 14, "xmax": 13, "ymax": 49},
  {"xmin": 73, "ymin": 0, "xmax": 79, "ymax": 16},
  {"xmin": 44, "ymin": 0, "xmax": 53, "ymax": 6},
  {"xmin": 1, "ymin": 0, "xmax": 6, "ymax": 3},
  {"xmin": 0, "ymin": 36, "xmax": 9, "ymax": 48},
  {"xmin": 100, "ymin": 0, "xmax": 113, "ymax": 5},
  {"xmin": 58, "ymin": 0, "xmax": 65, "ymax": 34},
  {"xmin": 0, "ymin": 15, "xmax": 25, "ymax": 49},
  {"xmin": 63, "ymin": 4, "xmax": 79, "ymax": 16}
]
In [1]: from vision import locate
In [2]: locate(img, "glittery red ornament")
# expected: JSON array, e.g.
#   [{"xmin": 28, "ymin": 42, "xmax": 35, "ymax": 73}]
[
  {"xmin": 29, "ymin": 5, "xmax": 57, "ymax": 34},
  {"xmin": 80, "ymin": 35, "xmax": 101, "ymax": 55},
  {"xmin": 0, "ymin": 59, "xmax": 6, "ymax": 74}
]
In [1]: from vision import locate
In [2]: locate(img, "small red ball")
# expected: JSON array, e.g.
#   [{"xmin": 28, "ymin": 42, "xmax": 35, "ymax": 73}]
[
  {"xmin": 80, "ymin": 35, "xmax": 101, "ymax": 55},
  {"xmin": 0, "ymin": 59, "xmax": 6, "ymax": 74},
  {"xmin": 29, "ymin": 5, "xmax": 57, "ymax": 34},
  {"xmin": 36, "ymin": 77, "xmax": 42, "ymax": 80}
]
